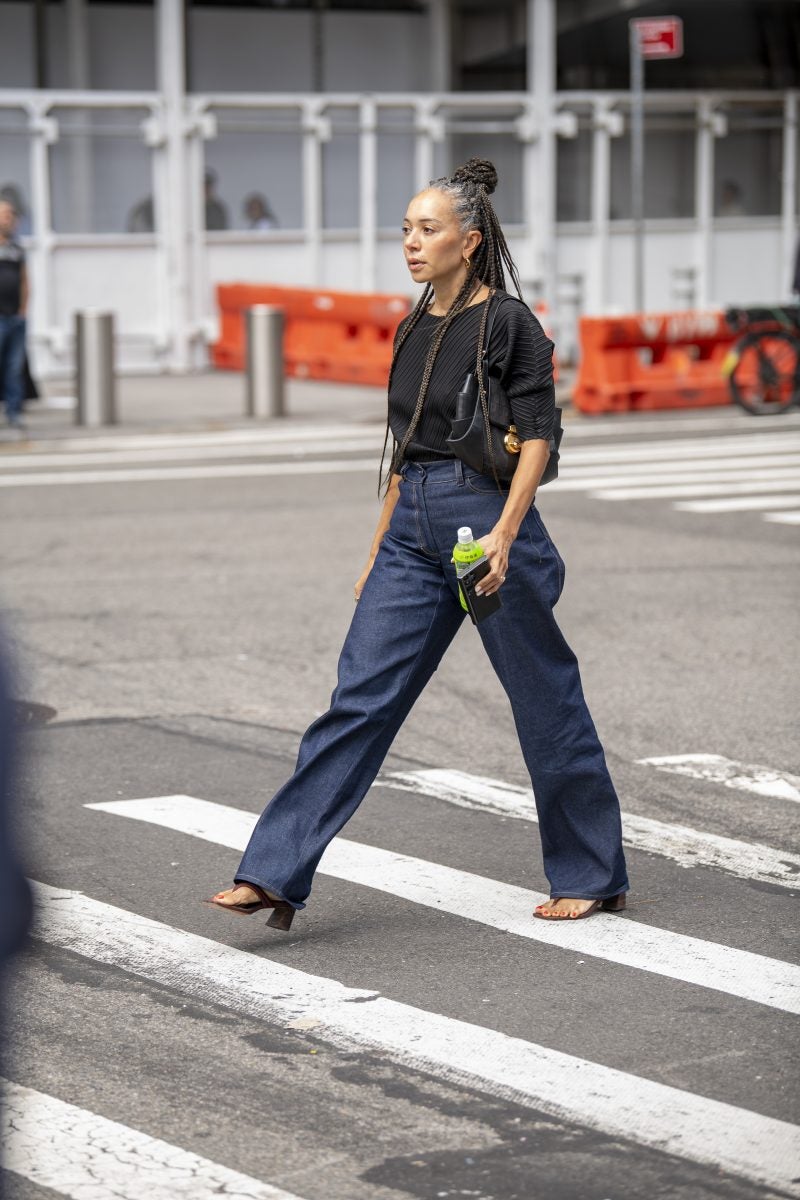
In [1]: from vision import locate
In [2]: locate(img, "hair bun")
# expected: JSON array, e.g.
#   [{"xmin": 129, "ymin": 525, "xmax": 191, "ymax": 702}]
[{"xmin": 452, "ymin": 157, "xmax": 498, "ymax": 195}]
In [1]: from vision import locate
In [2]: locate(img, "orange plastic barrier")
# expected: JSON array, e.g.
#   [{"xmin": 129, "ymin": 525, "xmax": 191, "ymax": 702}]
[
  {"xmin": 573, "ymin": 310, "xmax": 736, "ymax": 414},
  {"xmin": 212, "ymin": 284, "xmax": 412, "ymax": 387},
  {"xmin": 532, "ymin": 301, "xmax": 559, "ymax": 381}
]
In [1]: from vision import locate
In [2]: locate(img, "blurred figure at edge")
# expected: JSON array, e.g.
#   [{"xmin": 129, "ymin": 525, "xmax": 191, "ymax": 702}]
[
  {"xmin": 0, "ymin": 201, "xmax": 28, "ymax": 434},
  {"xmin": 0, "ymin": 629, "xmax": 33, "ymax": 1183}
]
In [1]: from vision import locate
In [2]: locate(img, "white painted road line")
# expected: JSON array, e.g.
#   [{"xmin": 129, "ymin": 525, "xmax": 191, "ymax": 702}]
[
  {"xmin": 0, "ymin": 436, "xmax": 385, "ymax": 471},
  {"xmin": 6, "ymin": 459, "xmax": 797, "ymax": 492},
  {"xmin": 29, "ymin": 882, "xmax": 800, "ymax": 1198},
  {"xmin": 385, "ymin": 768, "xmax": 800, "ymax": 892},
  {"xmin": 0, "ymin": 458, "xmax": 379, "ymax": 487},
  {"xmin": 561, "ymin": 412, "xmax": 800, "ymax": 436},
  {"xmin": 675, "ymin": 494, "xmax": 800, "ymax": 513},
  {"xmin": 595, "ymin": 476, "xmax": 800, "ymax": 500},
  {"xmin": 562, "ymin": 413, "xmax": 800, "ymax": 437},
  {"xmin": 765, "ymin": 510, "xmax": 800, "ymax": 524},
  {"xmin": 0, "ymin": 423, "xmax": 384, "ymax": 456},
  {"xmin": 1, "ymin": 440, "xmax": 795, "ymax": 474},
  {"xmin": 86, "ymin": 796, "xmax": 800, "ymax": 1014},
  {"xmin": 2, "ymin": 413, "xmax": 797, "ymax": 460},
  {"xmin": 1, "ymin": 1079, "xmax": 303, "ymax": 1200},
  {"xmin": 557, "ymin": 467, "xmax": 800, "ymax": 492},
  {"xmin": 638, "ymin": 755, "xmax": 800, "ymax": 804},
  {"xmin": 563, "ymin": 453, "xmax": 800, "ymax": 477},
  {"xmin": 566, "ymin": 437, "xmax": 800, "ymax": 464}
]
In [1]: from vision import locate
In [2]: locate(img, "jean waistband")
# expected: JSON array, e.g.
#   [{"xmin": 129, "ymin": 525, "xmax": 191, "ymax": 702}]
[{"xmin": 400, "ymin": 458, "xmax": 465, "ymax": 484}]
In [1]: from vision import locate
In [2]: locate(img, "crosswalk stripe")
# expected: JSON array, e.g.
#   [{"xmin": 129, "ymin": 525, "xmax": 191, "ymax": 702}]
[
  {"xmin": 384, "ymin": 768, "xmax": 800, "ymax": 891},
  {"xmin": 596, "ymin": 477, "xmax": 800, "ymax": 500},
  {"xmin": 765, "ymin": 510, "xmax": 800, "ymax": 524},
  {"xmin": 563, "ymin": 453, "xmax": 800, "ymax": 477},
  {"xmin": 1, "ymin": 1079, "xmax": 301, "ymax": 1200},
  {"xmin": 675, "ymin": 494, "xmax": 800, "ymax": 513},
  {"xmin": 0, "ymin": 424, "xmax": 381, "ymax": 456},
  {"xmin": 0, "ymin": 437, "xmax": 384, "ymax": 471},
  {"xmin": 563, "ymin": 413, "xmax": 800, "ymax": 437},
  {"xmin": 638, "ymin": 755, "xmax": 800, "ymax": 804},
  {"xmin": 555, "ymin": 466, "xmax": 800, "ymax": 492},
  {"xmin": 6, "ymin": 413, "xmax": 799, "ymax": 460},
  {"xmin": 5, "ymin": 460, "xmax": 796, "ymax": 491},
  {"xmin": 29, "ymin": 881, "xmax": 800, "ymax": 1197},
  {"xmin": 86, "ymin": 796, "xmax": 800, "ymax": 1013},
  {"xmin": 566, "ymin": 436, "xmax": 800, "ymax": 464},
  {"xmin": 2, "ymin": 432, "xmax": 794, "ymax": 473},
  {"xmin": 0, "ymin": 458, "xmax": 379, "ymax": 488}
]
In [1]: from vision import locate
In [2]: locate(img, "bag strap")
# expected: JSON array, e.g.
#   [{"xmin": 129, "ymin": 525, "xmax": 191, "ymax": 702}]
[{"xmin": 480, "ymin": 289, "xmax": 511, "ymax": 371}]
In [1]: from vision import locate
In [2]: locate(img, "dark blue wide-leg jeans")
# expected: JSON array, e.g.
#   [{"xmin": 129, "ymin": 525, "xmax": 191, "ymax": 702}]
[{"xmin": 235, "ymin": 458, "xmax": 629, "ymax": 908}]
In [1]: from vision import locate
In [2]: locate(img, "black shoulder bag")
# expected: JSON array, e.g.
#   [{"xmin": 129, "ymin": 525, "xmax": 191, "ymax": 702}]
[{"xmin": 445, "ymin": 292, "xmax": 563, "ymax": 487}]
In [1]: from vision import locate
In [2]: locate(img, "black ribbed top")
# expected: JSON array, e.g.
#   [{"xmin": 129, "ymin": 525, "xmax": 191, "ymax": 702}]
[{"xmin": 387, "ymin": 291, "xmax": 555, "ymax": 473}]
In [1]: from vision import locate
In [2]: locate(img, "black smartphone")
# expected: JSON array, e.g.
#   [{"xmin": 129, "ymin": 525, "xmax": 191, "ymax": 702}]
[{"xmin": 459, "ymin": 558, "xmax": 502, "ymax": 625}]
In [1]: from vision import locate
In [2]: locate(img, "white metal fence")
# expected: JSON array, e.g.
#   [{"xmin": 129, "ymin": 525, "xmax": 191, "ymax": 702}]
[{"xmin": 0, "ymin": 87, "xmax": 797, "ymax": 375}]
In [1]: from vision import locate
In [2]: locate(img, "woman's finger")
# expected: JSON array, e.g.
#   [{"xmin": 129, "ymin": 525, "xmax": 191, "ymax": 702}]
[{"xmin": 476, "ymin": 567, "xmax": 508, "ymax": 595}]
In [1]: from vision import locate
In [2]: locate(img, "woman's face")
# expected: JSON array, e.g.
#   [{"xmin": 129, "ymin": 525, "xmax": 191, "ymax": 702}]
[{"xmin": 402, "ymin": 189, "xmax": 481, "ymax": 286}]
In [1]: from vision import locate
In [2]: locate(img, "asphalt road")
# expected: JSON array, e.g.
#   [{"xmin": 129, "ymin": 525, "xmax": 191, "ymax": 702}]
[{"xmin": 1, "ymin": 403, "xmax": 798, "ymax": 1200}]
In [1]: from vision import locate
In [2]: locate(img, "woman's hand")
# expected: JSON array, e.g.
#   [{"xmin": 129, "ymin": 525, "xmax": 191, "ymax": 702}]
[
  {"xmin": 354, "ymin": 556, "xmax": 376, "ymax": 603},
  {"xmin": 470, "ymin": 527, "xmax": 516, "ymax": 595}
]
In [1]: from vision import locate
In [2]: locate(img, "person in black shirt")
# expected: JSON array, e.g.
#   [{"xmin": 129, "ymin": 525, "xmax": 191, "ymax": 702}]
[
  {"xmin": 0, "ymin": 200, "xmax": 28, "ymax": 432},
  {"xmin": 207, "ymin": 159, "xmax": 629, "ymax": 928}
]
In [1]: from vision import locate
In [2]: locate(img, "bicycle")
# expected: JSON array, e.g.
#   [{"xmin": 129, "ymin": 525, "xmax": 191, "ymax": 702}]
[{"xmin": 723, "ymin": 305, "xmax": 800, "ymax": 415}]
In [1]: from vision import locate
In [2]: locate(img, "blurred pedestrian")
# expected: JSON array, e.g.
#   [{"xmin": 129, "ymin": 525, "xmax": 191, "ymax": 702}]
[
  {"xmin": 204, "ymin": 169, "xmax": 229, "ymax": 231},
  {"xmin": 207, "ymin": 157, "xmax": 629, "ymax": 930},
  {"xmin": 0, "ymin": 628, "xmax": 34, "ymax": 1089},
  {"xmin": 127, "ymin": 194, "xmax": 154, "ymax": 233},
  {"xmin": 718, "ymin": 180, "xmax": 745, "ymax": 217},
  {"xmin": 0, "ymin": 200, "xmax": 29, "ymax": 433},
  {"xmin": 0, "ymin": 184, "xmax": 31, "ymax": 237},
  {"xmin": 243, "ymin": 192, "xmax": 278, "ymax": 230}
]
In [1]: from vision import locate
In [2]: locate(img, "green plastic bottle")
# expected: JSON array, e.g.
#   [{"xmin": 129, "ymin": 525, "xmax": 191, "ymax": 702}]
[{"xmin": 453, "ymin": 526, "xmax": 486, "ymax": 613}]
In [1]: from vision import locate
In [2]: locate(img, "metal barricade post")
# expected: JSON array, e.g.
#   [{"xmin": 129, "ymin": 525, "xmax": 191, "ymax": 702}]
[
  {"xmin": 245, "ymin": 305, "xmax": 285, "ymax": 418},
  {"xmin": 75, "ymin": 310, "xmax": 116, "ymax": 427}
]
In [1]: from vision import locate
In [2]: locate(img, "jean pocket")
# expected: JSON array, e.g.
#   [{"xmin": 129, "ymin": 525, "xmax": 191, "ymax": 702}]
[{"xmin": 464, "ymin": 470, "xmax": 510, "ymax": 496}]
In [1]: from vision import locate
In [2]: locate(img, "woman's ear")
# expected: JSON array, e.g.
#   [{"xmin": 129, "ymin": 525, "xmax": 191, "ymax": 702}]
[{"xmin": 464, "ymin": 228, "xmax": 482, "ymax": 257}]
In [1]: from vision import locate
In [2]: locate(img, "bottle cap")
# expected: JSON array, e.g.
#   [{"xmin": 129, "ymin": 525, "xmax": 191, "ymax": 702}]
[{"xmin": 457, "ymin": 527, "xmax": 473, "ymax": 544}]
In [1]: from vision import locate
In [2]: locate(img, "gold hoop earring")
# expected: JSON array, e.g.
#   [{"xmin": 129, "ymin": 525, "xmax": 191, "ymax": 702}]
[{"xmin": 463, "ymin": 255, "xmax": 471, "ymax": 271}]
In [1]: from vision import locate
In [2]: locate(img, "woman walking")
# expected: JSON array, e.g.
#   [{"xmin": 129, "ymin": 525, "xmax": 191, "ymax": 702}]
[{"xmin": 208, "ymin": 158, "xmax": 629, "ymax": 929}]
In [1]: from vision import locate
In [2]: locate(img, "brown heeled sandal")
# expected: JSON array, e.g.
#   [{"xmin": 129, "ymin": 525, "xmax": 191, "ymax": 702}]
[
  {"xmin": 204, "ymin": 883, "xmax": 296, "ymax": 931},
  {"xmin": 533, "ymin": 892, "xmax": 627, "ymax": 921}
]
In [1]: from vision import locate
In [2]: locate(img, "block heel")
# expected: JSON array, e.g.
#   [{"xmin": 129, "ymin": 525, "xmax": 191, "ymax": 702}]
[
  {"xmin": 266, "ymin": 903, "xmax": 296, "ymax": 932},
  {"xmin": 601, "ymin": 892, "xmax": 627, "ymax": 913}
]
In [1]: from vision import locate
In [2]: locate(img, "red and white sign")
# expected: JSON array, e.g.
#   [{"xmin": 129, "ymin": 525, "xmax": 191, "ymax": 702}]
[{"xmin": 630, "ymin": 16, "xmax": 684, "ymax": 59}]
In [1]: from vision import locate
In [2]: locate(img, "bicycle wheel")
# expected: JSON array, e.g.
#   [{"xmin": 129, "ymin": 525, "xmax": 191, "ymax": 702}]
[{"xmin": 728, "ymin": 330, "xmax": 800, "ymax": 415}]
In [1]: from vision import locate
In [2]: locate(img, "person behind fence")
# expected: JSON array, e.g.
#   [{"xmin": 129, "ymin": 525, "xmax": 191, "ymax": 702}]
[
  {"xmin": 204, "ymin": 168, "xmax": 229, "ymax": 231},
  {"xmin": 0, "ymin": 185, "xmax": 31, "ymax": 237},
  {"xmin": 243, "ymin": 192, "xmax": 278, "ymax": 230},
  {"xmin": 207, "ymin": 157, "xmax": 629, "ymax": 930},
  {"xmin": 0, "ymin": 200, "xmax": 29, "ymax": 433}
]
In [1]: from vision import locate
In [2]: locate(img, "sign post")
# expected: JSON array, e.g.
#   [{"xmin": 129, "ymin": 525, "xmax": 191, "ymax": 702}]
[{"xmin": 628, "ymin": 16, "xmax": 683, "ymax": 312}]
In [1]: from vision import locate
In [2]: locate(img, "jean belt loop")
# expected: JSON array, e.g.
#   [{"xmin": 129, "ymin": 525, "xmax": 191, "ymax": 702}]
[{"xmin": 454, "ymin": 458, "xmax": 464, "ymax": 484}]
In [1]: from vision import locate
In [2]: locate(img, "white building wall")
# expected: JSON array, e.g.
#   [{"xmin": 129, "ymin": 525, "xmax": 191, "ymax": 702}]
[
  {"xmin": 0, "ymin": 3, "xmax": 36, "ymax": 87},
  {"xmin": 189, "ymin": 10, "xmax": 314, "ymax": 92},
  {"xmin": 0, "ymin": 7, "xmax": 796, "ymax": 377}
]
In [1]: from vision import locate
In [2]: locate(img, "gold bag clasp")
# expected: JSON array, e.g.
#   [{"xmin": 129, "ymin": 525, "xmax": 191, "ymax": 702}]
[{"xmin": 503, "ymin": 425, "xmax": 521, "ymax": 454}]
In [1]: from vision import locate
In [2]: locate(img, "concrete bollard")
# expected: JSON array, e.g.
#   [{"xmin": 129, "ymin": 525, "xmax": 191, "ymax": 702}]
[
  {"xmin": 245, "ymin": 305, "xmax": 285, "ymax": 419},
  {"xmin": 75, "ymin": 310, "xmax": 116, "ymax": 427}
]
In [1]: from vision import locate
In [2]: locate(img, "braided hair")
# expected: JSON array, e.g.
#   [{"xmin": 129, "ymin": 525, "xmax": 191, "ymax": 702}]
[{"xmin": 379, "ymin": 157, "xmax": 524, "ymax": 496}]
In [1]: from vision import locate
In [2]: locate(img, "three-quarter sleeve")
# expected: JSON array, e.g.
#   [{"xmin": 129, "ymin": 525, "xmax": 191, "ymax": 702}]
[{"xmin": 490, "ymin": 300, "xmax": 555, "ymax": 443}]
